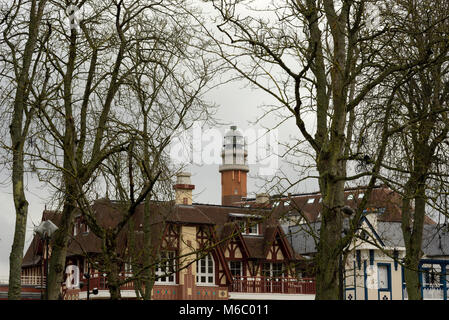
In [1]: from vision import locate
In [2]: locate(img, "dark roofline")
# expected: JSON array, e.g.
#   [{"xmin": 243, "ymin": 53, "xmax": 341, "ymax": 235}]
[
  {"xmin": 192, "ymin": 202, "xmax": 271, "ymax": 211},
  {"xmin": 286, "ymin": 184, "xmax": 388, "ymax": 198},
  {"xmin": 242, "ymin": 185, "xmax": 389, "ymax": 201}
]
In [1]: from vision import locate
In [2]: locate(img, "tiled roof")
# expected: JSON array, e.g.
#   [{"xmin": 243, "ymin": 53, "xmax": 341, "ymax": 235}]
[
  {"xmin": 287, "ymin": 220, "xmax": 449, "ymax": 256},
  {"xmin": 378, "ymin": 222, "xmax": 449, "ymax": 256},
  {"xmin": 253, "ymin": 186, "xmax": 436, "ymax": 224},
  {"xmin": 23, "ymin": 199, "xmax": 301, "ymax": 266}
]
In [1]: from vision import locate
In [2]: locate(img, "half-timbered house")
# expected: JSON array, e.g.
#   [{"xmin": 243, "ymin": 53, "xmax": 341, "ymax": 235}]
[{"xmin": 21, "ymin": 126, "xmax": 315, "ymax": 300}]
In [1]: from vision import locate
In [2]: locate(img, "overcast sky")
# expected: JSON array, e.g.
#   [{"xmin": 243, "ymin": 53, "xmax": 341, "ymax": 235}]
[
  {"xmin": 0, "ymin": 76, "xmax": 320, "ymax": 277},
  {"xmin": 0, "ymin": 0, "xmax": 321, "ymax": 279}
]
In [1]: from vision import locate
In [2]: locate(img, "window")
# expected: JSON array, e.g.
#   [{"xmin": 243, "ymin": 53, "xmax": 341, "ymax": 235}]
[
  {"xmin": 73, "ymin": 223, "xmax": 78, "ymax": 236},
  {"xmin": 247, "ymin": 222, "xmax": 259, "ymax": 235},
  {"xmin": 358, "ymin": 193, "xmax": 364, "ymax": 199},
  {"xmin": 360, "ymin": 230, "xmax": 369, "ymax": 240},
  {"xmin": 124, "ymin": 262, "xmax": 132, "ymax": 278},
  {"xmin": 196, "ymin": 254, "xmax": 214, "ymax": 285},
  {"xmin": 423, "ymin": 266, "xmax": 441, "ymax": 287},
  {"xmin": 307, "ymin": 198, "xmax": 315, "ymax": 204},
  {"xmin": 83, "ymin": 260, "xmax": 89, "ymax": 275},
  {"xmin": 272, "ymin": 263, "xmax": 283, "ymax": 277},
  {"xmin": 378, "ymin": 264, "xmax": 390, "ymax": 290},
  {"xmin": 229, "ymin": 261, "xmax": 242, "ymax": 277},
  {"xmin": 347, "ymin": 194, "xmax": 354, "ymax": 200},
  {"xmin": 156, "ymin": 251, "xmax": 176, "ymax": 284},
  {"xmin": 240, "ymin": 220, "xmax": 259, "ymax": 235},
  {"xmin": 262, "ymin": 262, "xmax": 284, "ymax": 278}
]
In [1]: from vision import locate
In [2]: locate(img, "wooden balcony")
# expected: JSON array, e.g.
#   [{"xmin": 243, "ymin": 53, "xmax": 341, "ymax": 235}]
[
  {"xmin": 78, "ymin": 273, "xmax": 316, "ymax": 297},
  {"xmin": 229, "ymin": 276, "xmax": 316, "ymax": 295},
  {"xmin": 0, "ymin": 275, "xmax": 46, "ymax": 287}
]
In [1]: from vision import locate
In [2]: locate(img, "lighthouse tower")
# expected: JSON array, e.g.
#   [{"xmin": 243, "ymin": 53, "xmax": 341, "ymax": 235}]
[{"xmin": 219, "ymin": 126, "xmax": 249, "ymax": 206}]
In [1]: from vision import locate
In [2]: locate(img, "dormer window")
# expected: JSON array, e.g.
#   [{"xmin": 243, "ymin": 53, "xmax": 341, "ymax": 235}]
[
  {"xmin": 246, "ymin": 222, "xmax": 259, "ymax": 235},
  {"xmin": 229, "ymin": 213, "xmax": 261, "ymax": 236},
  {"xmin": 239, "ymin": 220, "xmax": 259, "ymax": 235}
]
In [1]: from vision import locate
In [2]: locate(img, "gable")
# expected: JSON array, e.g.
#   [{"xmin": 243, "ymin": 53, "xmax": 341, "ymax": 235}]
[{"xmin": 265, "ymin": 237, "xmax": 286, "ymax": 261}]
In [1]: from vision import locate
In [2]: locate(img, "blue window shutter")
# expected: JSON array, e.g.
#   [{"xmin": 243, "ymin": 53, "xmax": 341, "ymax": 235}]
[{"xmin": 356, "ymin": 250, "xmax": 361, "ymax": 270}]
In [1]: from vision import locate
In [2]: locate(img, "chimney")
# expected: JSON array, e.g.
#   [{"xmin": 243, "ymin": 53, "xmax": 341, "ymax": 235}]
[{"xmin": 173, "ymin": 172, "xmax": 195, "ymax": 205}]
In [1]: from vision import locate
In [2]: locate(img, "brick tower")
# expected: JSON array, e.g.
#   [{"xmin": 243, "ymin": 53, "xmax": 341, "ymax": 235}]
[{"xmin": 219, "ymin": 126, "xmax": 249, "ymax": 206}]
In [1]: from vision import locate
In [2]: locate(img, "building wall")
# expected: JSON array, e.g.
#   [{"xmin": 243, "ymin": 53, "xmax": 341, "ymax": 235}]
[
  {"xmin": 175, "ymin": 189, "xmax": 193, "ymax": 205},
  {"xmin": 345, "ymin": 248, "xmax": 404, "ymax": 300},
  {"xmin": 178, "ymin": 226, "xmax": 197, "ymax": 286},
  {"xmin": 223, "ymin": 237, "xmax": 289, "ymax": 278},
  {"xmin": 221, "ymin": 170, "xmax": 247, "ymax": 204}
]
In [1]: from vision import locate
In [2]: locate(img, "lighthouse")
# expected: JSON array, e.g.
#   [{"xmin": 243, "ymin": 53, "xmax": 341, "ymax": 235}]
[{"xmin": 219, "ymin": 126, "xmax": 249, "ymax": 206}]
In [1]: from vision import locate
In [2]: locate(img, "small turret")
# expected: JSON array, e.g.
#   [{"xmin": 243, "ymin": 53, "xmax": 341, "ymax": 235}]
[{"xmin": 173, "ymin": 172, "xmax": 195, "ymax": 205}]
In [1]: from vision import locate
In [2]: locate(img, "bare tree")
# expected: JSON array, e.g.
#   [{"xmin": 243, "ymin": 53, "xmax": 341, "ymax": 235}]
[
  {"xmin": 377, "ymin": 0, "xmax": 449, "ymax": 300},
  {"xmin": 24, "ymin": 0, "xmax": 182, "ymax": 299},
  {"xmin": 0, "ymin": 0, "xmax": 49, "ymax": 299},
  {"xmin": 120, "ymin": 28, "xmax": 214, "ymax": 299},
  {"xmin": 19, "ymin": 0, "xmax": 217, "ymax": 299},
  {"xmin": 202, "ymin": 0, "xmax": 435, "ymax": 299}
]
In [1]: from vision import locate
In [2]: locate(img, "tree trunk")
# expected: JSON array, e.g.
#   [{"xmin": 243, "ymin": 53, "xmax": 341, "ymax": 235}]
[
  {"xmin": 8, "ymin": 0, "xmax": 48, "ymax": 300},
  {"xmin": 107, "ymin": 262, "xmax": 122, "ymax": 300},
  {"xmin": 402, "ymin": 181, "xmax": 426, "ymax": 300},
  {"xmin": 142, "ymin": 196, "xmax": 154, "ymax": 300},
  {"xmin": 315, "ymin": 177, "xmax": 345, "ymax": 300},
  {"xmin": 46, "ymin": 186, "xmax": 77, "ymax": 300},
  {"xmin": 104, "ymin": 234, "xmax": 122, "ymax": 300},
  {"xmin": 403, "ymin": 261, "xmax": 421, "ymax": 300},
  {"xmin": 8, "ymin": 172, "xmax": 28, "ymax": 300},
  {"xmin": 46, "ymin": 26, "xmax": 79, "ymax": 299}
]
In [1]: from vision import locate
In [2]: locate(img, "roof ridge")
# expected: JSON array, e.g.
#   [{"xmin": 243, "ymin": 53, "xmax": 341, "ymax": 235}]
[{"xmin": 188, "ymin": 205, "xmax": 214, "ymax": 224}]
